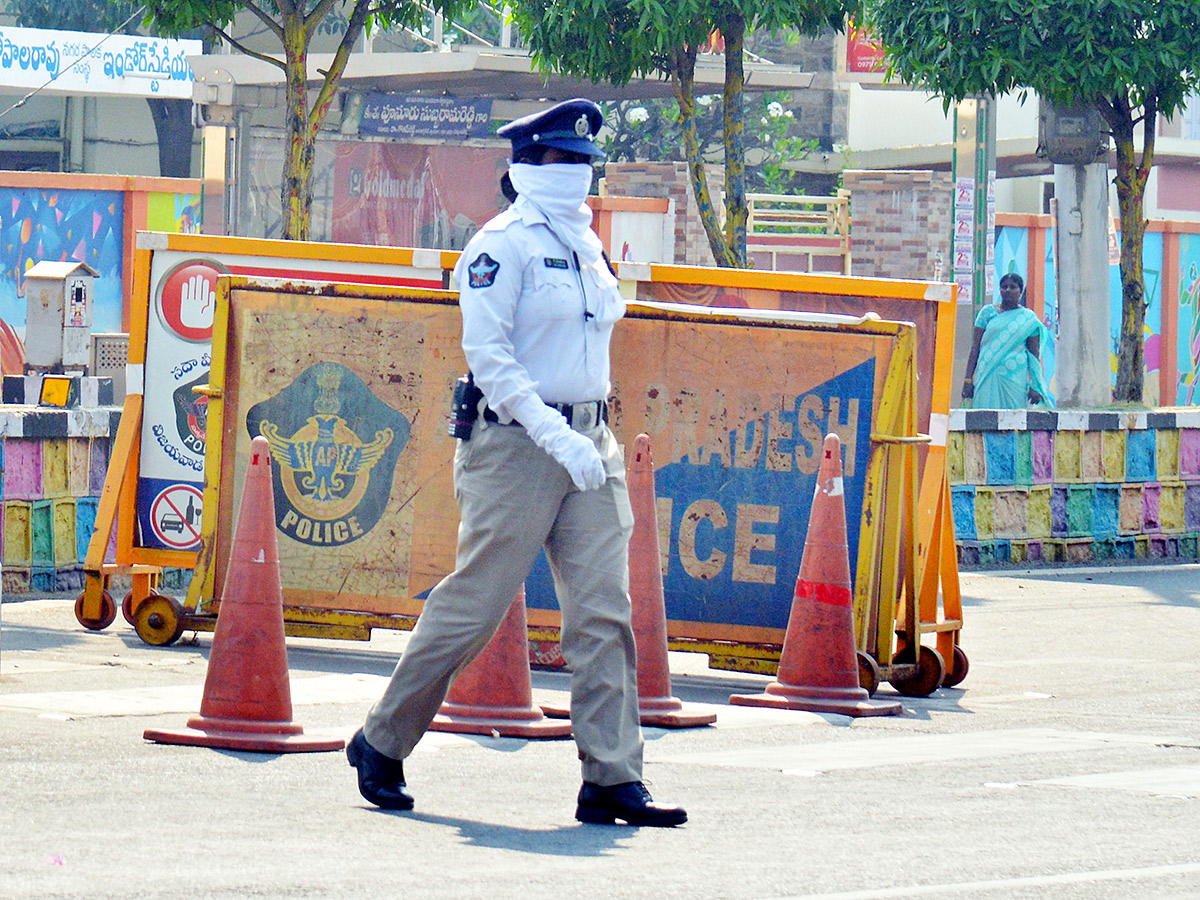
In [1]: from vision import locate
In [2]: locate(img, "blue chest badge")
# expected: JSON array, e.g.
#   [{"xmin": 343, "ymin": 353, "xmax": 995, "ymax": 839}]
[{"xmin": 544, "ymin": 257, "xmax": 570, "ymax": 270}]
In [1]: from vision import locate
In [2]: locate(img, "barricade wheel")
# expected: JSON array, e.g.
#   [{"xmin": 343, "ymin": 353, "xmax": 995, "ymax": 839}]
[
  {"xmin": 942, "ymin": 645, "xmax": 969, "ymax": 688},
  {"xmin": 134, "ymin": 594, "xmax": 186, "ymax": 647},
  {"xmin": 75, "ymin": 590, "xmax": 117, "ymax": 631},
  {"xmin": 856, "ymin": 650, "xmax": 880, "ymax": 696},
  {"xmin": 121, "ymin": 592, "xmax": 137, "ymax": 626},
  {"xmin": 889, "ymin": 645, "xmax": 945, "ymax": 697}
]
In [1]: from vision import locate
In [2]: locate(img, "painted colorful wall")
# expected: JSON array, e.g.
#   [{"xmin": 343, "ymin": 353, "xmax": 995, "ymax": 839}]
[
  {"xmin": 1174, "ymin": 232, "xmax": 1200, "ymax": 404},
  {"xmin": 0, "ymin": 408, "xmax": 117, "ymax": 593},
  {"xmin": 992, "ymin": 214, "xmax": 1200, "ymax": 406},
  {"xmin": 0, "ymin": 409, "xmax": 192, "ymax": 594},
  {"xmin": 10, "ymin": 408, "xmax": 1198, "ymax": 593},
  {"xmin": 949, "ymin": 408, "xmax": 1200, "ymax": 566},
  {"xmin": 0, "ymin": 172, "xmax": 204, "ymax": 375}
]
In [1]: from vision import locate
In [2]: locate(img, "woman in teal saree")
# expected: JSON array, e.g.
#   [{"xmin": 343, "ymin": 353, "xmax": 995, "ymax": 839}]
[{"xmin": 962, "ymin": 273, "xmax": 1053, "ymax": 409}]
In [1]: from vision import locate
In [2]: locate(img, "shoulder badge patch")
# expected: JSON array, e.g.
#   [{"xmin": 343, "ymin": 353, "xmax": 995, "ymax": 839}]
[
  {"xmin": 468, "ymin": 252, "xmax": 500, "ymax": 288},
  {"xmin": 544, "ymin": 257, "xmax": 570, "ymax": 270}
]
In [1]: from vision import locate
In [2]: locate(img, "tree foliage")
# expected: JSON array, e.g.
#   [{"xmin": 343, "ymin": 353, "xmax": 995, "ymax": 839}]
[
  {"xmin": 866, "ymin": 0, "xmax": 1200, "ymax": 402},
  {"xmin": 7, "ymin": 0, "xmax": 201, "ymax": 177},
  {"xmin": 142, "ymin": 0, "xmax": 472, "ymax": 240},
  {"xmin": 602, "ymin": 93, "xmax": 824, "ymax": 196},
  {"xmin": 511, "ymin": 0, "xmax": 857, "ymax": 267},
  {"xmin": 6, "ymin": 0, "xmax": 144, "ymax": 33}
]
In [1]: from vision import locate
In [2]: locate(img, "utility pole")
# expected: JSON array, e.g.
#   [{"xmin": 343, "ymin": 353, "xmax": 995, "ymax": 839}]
[
  {"xmin": 1053, "ymin": 161, "xmax": 1111, "ymax": 406},
  {"xmin": 1041, "ymin": 101, "xmax": 1111, "ymax": 407},
  {"xmin": 950, "ymin": 96, "xmax": 996, "ymax": 403}
]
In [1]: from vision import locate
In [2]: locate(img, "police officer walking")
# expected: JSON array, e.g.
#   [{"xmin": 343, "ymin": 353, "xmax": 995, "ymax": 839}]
[{"xmin": 347, "ymin": 98, "xmax": 686, "ymax": 827}]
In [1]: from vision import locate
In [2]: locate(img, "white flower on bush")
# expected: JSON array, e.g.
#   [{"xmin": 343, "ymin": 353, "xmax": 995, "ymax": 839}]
[
  {"xmin": 697, "ymin": 95, "xmax": 714, "ymax": 106},
  {"xmin": 626, "ymin": 106, "xmax": 649, "ymax": 124},
  {"xmin": 767, "ymin": 101, "xmax": 785, "ymax": 118}
]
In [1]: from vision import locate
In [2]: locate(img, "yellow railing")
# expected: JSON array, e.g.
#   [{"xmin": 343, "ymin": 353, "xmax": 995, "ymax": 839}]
[{"xmin": 746, "ymin": 190, "xmax": 851, "ymax": 274}]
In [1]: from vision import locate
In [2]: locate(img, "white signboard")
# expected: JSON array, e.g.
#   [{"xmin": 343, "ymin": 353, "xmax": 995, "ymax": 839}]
[{"xmin": 0, "ymin": 27, "xmax": 201, "ymax": 99}]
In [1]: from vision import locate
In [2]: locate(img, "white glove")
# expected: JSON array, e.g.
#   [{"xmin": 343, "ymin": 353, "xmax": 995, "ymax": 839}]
[
  {"xmin": 521, "ymin": 405, "xmax": 606, "ymax": 491},
  {"xmin": 546, "ymin": 427, "xmax": 607, "ymax": 490}
]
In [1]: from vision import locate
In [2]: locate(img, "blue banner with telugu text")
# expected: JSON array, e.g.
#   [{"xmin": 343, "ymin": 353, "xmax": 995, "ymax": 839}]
[{"xmin": 357, "ymin": 93, "xmax": 493, "ymax": 140}]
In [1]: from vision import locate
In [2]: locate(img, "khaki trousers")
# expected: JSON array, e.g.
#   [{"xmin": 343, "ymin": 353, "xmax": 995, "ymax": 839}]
[{"xmin": 364, "ymin": 419, "xmax": 644, "ymax": 786}]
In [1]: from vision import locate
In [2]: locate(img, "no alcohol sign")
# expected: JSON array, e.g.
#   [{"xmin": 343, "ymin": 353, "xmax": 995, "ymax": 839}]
[{"xmin": 148, "ymin": 484, "xmax": 204, "ymax": 549}]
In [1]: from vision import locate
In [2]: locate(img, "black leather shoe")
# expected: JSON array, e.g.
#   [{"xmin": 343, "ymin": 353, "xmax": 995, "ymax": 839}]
[
  {"xmin": 347, "ymin": 728, "xmax": 414, "ymax": 810},
  {"xmin": 575, "ymin": 781, "xmax": 687, "ymax": 826}
]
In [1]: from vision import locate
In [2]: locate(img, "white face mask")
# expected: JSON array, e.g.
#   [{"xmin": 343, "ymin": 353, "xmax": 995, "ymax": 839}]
[
  {"xmin": 508, "ymin": 162, "xmax": 603, "ymax": 263},
  {"xmin": 508, "ymin": 162, "xmax": 593, "ymax": 209}
]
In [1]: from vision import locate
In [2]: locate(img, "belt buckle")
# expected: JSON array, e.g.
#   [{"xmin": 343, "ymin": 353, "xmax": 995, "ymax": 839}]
[{"xmin": 574, "ymin": 402, "xmax": 595, "ymax": 431}]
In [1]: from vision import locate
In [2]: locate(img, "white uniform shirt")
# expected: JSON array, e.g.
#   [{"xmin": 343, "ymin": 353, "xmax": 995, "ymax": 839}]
[{"xmin": 451, "ymin": 196, "xmax": 625, "ymax": 428}]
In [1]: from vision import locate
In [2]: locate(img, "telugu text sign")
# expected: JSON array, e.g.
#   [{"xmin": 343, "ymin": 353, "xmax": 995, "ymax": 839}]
[{"xmin": 0, "ymin": 27, "xmax": 199, "ymax": 99}]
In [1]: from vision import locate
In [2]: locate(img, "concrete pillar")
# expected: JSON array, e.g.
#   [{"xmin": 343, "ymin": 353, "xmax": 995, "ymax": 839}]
[{"xmin": 1053, "ymin": 162, "xmax": 1111, "ymax": 407}]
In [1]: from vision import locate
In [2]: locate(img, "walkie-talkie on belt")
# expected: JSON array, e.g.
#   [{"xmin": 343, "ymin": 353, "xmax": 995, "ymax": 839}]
[{"xmin": 448, "ymin": 372, "xmax": 483, "ymax": 440}]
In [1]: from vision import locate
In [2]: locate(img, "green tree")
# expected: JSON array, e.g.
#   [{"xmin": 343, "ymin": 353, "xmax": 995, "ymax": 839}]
[
  {"xmin": 142, "ymin": 0, "xmax": 471, "ymax": 240},
  {"xmin": 866, "ymin": 0, "xmax": 1200, "ymax": 403},
  {"xmin": 602, "ymin": 93, "xmax": 824, "ymax": 196},
  {"xmin": 6, "ymin": 0, "xmax": 200, "ymax": 178},
  {"xmin": 511, "ymin": 0, "xmax": 857, "ymax": 268}
]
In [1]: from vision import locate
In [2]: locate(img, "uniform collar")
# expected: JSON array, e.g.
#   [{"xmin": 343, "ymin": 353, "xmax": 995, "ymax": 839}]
[
  {"xmin": 509, "ymin": 194, "xmax": 603, "ymax": 264},
  {"xmin": 512, "ymin": 195, "xmax": 551, "ymax": 228}
]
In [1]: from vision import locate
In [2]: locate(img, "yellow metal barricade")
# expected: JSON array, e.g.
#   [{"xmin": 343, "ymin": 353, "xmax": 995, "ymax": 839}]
[
  {"xmin": 82, "ymin": 248, "xmax": 959, "ymax": 696},
  {"xmin": 172, "ymin": 277, "xmax": 935, "ymax": 693}
]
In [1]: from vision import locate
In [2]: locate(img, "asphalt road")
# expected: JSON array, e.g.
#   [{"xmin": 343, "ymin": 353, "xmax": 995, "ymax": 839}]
[{"xmin": 2, "ymin": 563, "xmax": 1199, "ymax": 900}]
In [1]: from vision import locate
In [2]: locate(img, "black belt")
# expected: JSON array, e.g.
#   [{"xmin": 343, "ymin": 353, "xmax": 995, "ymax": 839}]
[{"xmin": 483, "ymin": 400, "xmax": 608, "ymax": 430}]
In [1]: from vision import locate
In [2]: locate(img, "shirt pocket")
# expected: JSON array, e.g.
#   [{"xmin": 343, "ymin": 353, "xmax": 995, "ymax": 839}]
[
  {"xmin": 526, "ymin": 265, "xmax": 582, "ymax": 319},
  {"xmin": 582, "ymin": 261, "xmax": 625, "ymax": 325}
]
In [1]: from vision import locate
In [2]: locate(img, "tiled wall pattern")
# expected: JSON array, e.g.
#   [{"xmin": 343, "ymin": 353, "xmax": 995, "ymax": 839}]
[
  {"xmin": 840, "ymin": 169, "xmax": 954, "ymax": 282},
  {"xmin": 1, "ymin": 408, "xmax": 120, "ymax": 594},
  {"xmin": 949, "ymin": 409, "xmax": 1200, "ymax": 566}
]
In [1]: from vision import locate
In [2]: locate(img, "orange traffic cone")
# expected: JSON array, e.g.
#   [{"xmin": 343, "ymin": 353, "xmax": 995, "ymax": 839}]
[
  {"xmin": 628, "ymin": 434, "xmax": 715, "ymax": 727},
  {"xmin": 431, "ymin": 585, "xmax": 573, "ymax": 738},
  {"xmin": 143, "ymin": 436, "xmax": 345, "ymax": 752},
  {"xmin": 540, "ymin": 435, "xmax": 716, "ymax": 727},
  {"xmin": 730, "ymin": 434, "xmax": 902, "ymax": 717}
]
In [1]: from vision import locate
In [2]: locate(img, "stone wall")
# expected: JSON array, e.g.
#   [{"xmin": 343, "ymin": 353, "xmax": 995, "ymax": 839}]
[
  {"xmin": 841, "ymin": 169, "xmax": 953, "ymax": 281},
  {"xmin": 602, "ymin": 162, "xmax": 723, "ymax": 267},
  {"xmin": 949, "ymin": 409, "xmax": 1200, "ymax": 566}
]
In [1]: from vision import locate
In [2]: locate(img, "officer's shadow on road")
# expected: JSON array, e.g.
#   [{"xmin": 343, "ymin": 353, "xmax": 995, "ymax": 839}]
[
  {"xmin": 880, "ymin": 685, "xmax": 973, "ymax": 720},
  {"xmin": 366, "ymin": 809, "xmax": 634, "ymax": 856}
]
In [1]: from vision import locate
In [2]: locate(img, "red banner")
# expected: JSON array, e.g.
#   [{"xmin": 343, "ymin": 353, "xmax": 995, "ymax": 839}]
[
  {"xmin": 845, "ymin": 22, "xmax": 887, "ymax": 75},
  {"xmin": 332, "ymin": 144, "xmax": 509, "ymax": 249}
]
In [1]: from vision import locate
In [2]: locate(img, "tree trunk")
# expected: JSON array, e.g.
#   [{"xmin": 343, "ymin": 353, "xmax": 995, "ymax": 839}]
[
  {"xmin": 721, "ymin": 14, "xmax": 747, "ymax": 268},
  {"xmin": 280, "ymin": 18, "xmax": 314, "ymax": 241},
  {"xmin": 672, "ymin": 46, "xmax": 736, "ymax": 267},
  {"xmin": 274, "ymin": 5, "xmax": 369, "ymax": 242},
  {"xmin": 146, "ymin": 98, "xmax": 195, "ymax": 178},
  {"xmin": 1104, "ymin": 95, "xmax": 1153, "ymax": 403}
]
